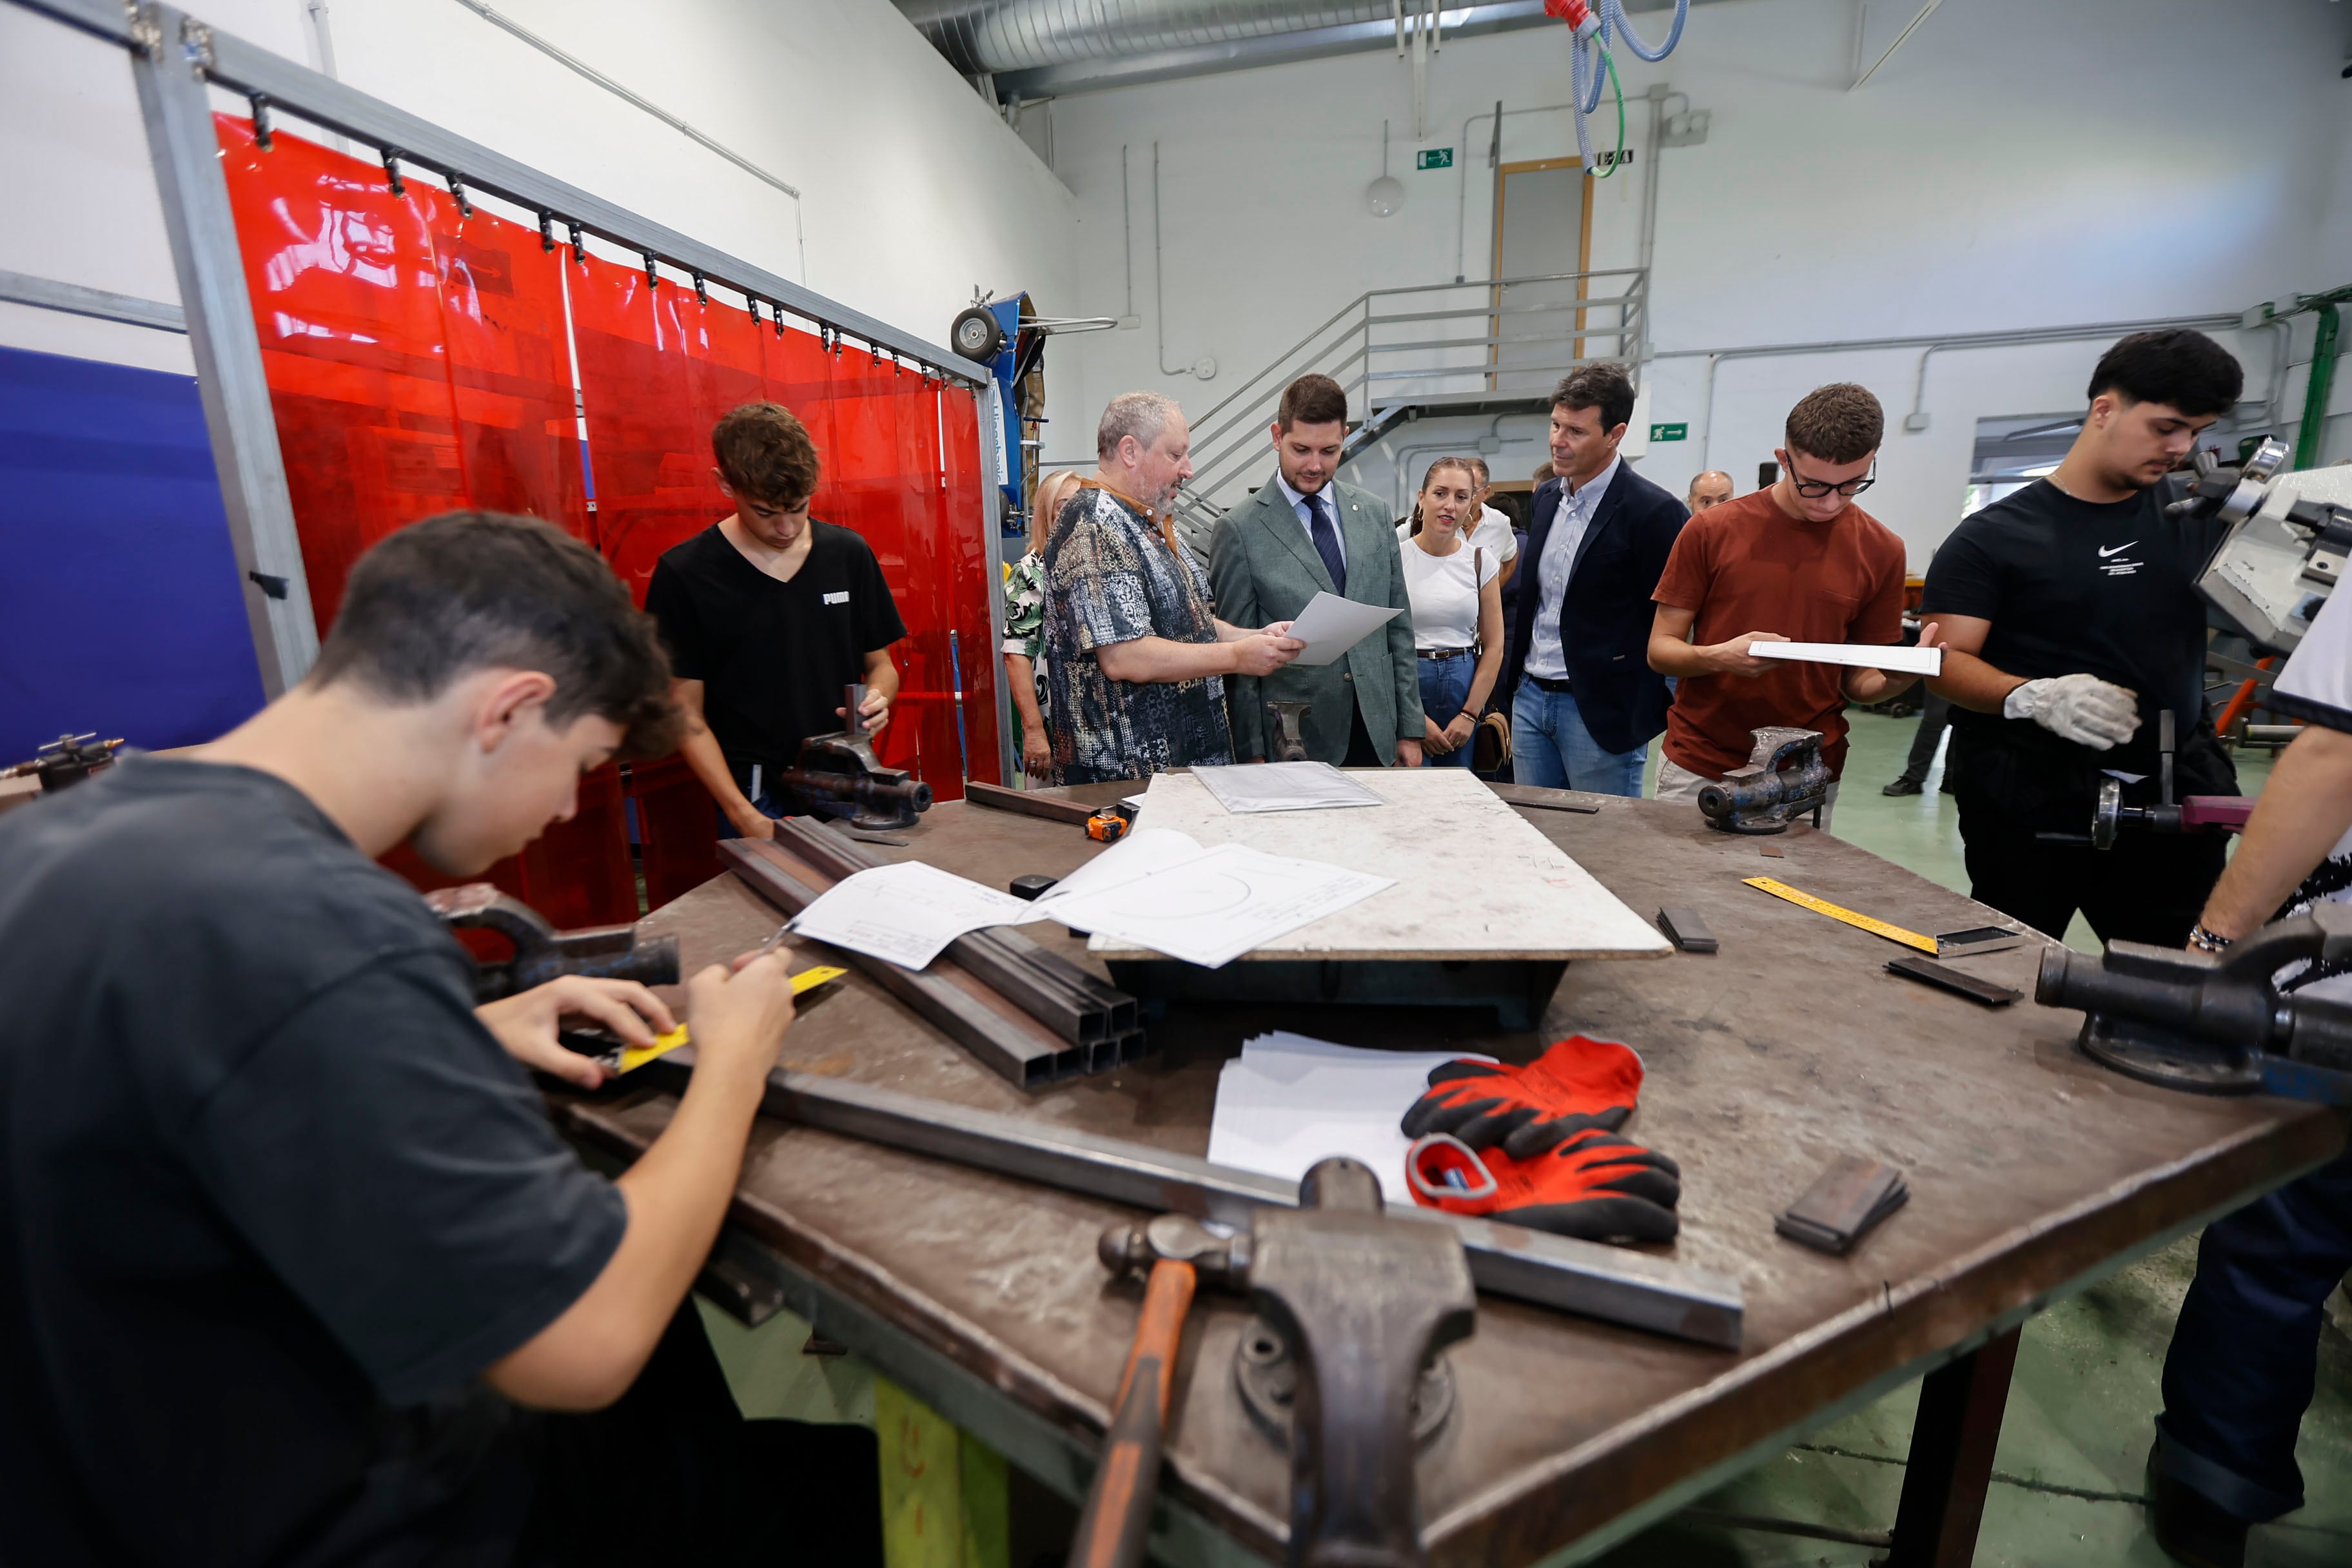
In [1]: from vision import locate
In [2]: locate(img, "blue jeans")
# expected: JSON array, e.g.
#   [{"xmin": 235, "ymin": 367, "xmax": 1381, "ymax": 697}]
[
  {"xmin": 2155, "ymin": 1146, "xmax": 2352, "ymax": 1521},
  {"xmin": 1417, "ymin": 655, "xmax": 1476, "ymax": 769},
  {"xmin": 1511, "ymin": 680, "xmax": 1645, "ymax": 796}
]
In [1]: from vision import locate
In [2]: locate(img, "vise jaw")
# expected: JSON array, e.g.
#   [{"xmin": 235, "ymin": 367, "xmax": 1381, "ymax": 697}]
[
  {"xmin": 422, "ymin": 884, "xmax": 680, "ymax": 1004},
  {"xmin": 1101, "ymin": 1157, "xmax": 1475, "ymax": 1567},
  {"xmin": 2037, "ymin": 903, "xmax": 2352, "ymax": 1102},
  {"xmin": 1698, "ymin": 727, "xmax": 1831, "ymax": 835},
  {"xmin": 1265, "ymin": 700, "xmax": 1315, "ymax": 764}
]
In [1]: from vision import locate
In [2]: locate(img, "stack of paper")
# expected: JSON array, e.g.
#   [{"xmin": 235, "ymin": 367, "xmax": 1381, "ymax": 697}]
[
  {"xmin": 784, "ymin": 828, "xmax": 1393, "ymax": 972},
  {"xmin": 1191, "ymin": 761, "xmax": 1384, "ymax": 815},
  {"xmin": 1206, "ymin": 1032, "xmax": 1491, "ymax": 1204},
  {"xmin": 1037, "ymin": 831, "xmax": 1395, "ymax": 968}
]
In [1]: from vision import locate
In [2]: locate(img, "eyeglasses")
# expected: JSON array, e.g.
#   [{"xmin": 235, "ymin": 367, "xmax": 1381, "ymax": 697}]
[{"xmin": 1785, "ymin": 457, "xmax": 1876, "ymax": 499}]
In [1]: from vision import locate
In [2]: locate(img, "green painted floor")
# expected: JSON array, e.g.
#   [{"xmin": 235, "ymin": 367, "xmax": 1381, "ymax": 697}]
[{"xmin": 705, "ymin": 712, "xmax": 2349, "ymax": 1566}]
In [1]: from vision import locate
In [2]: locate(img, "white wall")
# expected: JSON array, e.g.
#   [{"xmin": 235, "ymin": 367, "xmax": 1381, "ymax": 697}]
[
  {"xmin": 0, "ymin": 0, "xmax": 1077, "ymax": 419},
  {"xmin": 1043, "ymin": 0, "xmax": 2352, "ymax": 561}
]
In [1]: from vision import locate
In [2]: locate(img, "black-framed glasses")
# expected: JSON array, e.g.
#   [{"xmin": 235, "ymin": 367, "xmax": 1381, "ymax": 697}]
[{"xmin": 1786, "ymin": 457, "xmax": 1876, "ymax": 499}]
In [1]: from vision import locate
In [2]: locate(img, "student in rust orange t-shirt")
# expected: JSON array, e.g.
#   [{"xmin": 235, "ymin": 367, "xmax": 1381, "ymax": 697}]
[{"xmin": 1645, "ymin": 384, "xmax": 1929, "ymax": 827}]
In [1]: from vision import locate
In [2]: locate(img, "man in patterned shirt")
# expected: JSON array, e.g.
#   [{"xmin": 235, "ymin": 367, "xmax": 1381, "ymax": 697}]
[{"xmin": 1042, "ymin": 393, "xmax": 1305, "ymax": 785}]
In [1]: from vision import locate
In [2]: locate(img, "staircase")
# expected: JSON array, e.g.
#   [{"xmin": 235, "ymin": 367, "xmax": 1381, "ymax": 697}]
[{"xmin": 1170, "ymin": 267, "xmax": 1647, "ymax": 558}]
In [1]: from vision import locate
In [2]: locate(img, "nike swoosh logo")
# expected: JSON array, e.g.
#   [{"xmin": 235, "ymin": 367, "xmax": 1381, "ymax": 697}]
[{"xmin": 2098, "ymin": 542, "xmax": 2138, "ymax": 558}]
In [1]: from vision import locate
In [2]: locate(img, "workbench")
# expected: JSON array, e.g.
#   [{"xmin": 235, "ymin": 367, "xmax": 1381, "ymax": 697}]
[{"xmin": 550, "ymin": 783, "xmax": 2344, "ymax": 1566}]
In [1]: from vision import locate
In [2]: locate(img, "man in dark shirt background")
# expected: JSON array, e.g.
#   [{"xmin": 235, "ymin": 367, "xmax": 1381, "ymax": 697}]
[
  {"xmin": 0, "ymin": 514, "xmax": 862, "ymax": 1566},
  {"xmin": 1920, "ymin": 329, "xmax": 2246, "ymax": 945},
  {"xmin": 646, "ymin": 402, "xmax": 906, "ymax": 839}
]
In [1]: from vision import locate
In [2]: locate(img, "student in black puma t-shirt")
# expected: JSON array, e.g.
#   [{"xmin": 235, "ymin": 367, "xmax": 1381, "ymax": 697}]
[{"xmin": 1921, "ymin": 329, "xmax": 2245, "ymax": 945}]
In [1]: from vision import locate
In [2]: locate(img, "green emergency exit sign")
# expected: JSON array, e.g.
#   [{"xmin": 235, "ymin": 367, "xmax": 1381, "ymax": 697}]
[
  {"xmin": 1416, "ymin": 148, "xmax": 1453, "ymax": 170},
  {"xmin": 1650, "ymin": 422, "xmax": 1689, "ymax": 442}
]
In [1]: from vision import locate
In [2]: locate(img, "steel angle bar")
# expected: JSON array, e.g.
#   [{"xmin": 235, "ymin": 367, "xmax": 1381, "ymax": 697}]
[
  {"xmin": 184, "ymin": 23, "xmax": 987, "ymax": 385},
  {"xmin": 774, "ymin": 819, "xmax": 1142, "ymax": 1055},
  {"xmin": 0, "ymin": 269, "xmax": 185, "ymax": 333},
  {"xmin": 720, "ymin": 840, "xmax": 1073, "ymax": 1087},
  {"xmin": 671, "ymin": 1065, "xmax": 1745, "ymax": 1348}
]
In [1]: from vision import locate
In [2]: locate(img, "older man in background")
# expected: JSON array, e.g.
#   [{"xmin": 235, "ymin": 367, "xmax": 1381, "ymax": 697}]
[
  {"xmin": 1041, "ymin": 393, "xmax": 1303, "ymax": 785},
  {"xmin": 1685, "ymin": 470, "xmax": 1735, "ymax": 513}
]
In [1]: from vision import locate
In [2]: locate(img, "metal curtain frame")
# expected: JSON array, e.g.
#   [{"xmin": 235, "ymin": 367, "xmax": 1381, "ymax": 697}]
[{"xmin": 15, "ymin": 0, "xmax": 995, "ymax": 699}]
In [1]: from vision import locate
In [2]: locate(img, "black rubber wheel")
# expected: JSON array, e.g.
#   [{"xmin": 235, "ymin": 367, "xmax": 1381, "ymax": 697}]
[{"xmin": 951, "ymin": 306, "xmax": 1006, "ymax": 362}]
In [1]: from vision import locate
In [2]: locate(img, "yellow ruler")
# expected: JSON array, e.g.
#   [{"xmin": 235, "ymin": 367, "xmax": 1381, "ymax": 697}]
[
  {"xmin": 1741, "ymin": 877, "xmax": 1939, "ymax": 954},
  {"xmin": 610, "ymin": 965, "xmax": 848, "ymax": 1074}
]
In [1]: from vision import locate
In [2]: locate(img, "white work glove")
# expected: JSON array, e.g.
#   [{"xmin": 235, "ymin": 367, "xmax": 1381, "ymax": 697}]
[{"xmin": 2003, "ymin": 674, "xmax": 2140, "ymax": 750}]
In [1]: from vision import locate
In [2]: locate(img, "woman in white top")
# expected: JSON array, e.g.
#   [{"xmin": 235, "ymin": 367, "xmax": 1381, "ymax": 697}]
[{"xmin": 1395, "ymin": 456, "xmax": 1504, "ymax": 767}]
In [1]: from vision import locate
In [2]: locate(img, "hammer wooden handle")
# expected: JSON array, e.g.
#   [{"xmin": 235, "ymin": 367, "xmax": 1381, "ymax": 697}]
[{"xmin": 1067, "ymin": 1259, "xmax": 1197, "ymax": 1568}]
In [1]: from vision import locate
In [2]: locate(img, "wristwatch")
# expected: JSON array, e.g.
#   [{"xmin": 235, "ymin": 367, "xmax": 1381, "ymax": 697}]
[{"xmin": 2188, "ymin": 923, "xmax": 2233, "ymax": 954}]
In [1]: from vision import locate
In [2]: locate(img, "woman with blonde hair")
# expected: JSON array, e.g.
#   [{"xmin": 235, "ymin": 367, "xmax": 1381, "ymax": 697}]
[
  {"xmin": 1395, "ymin": 456, "xmax": 1504, "ymax": 767},
  {"xmin": 1003, "ymin": 469, "xmax": 1085, "ymax": 778}
]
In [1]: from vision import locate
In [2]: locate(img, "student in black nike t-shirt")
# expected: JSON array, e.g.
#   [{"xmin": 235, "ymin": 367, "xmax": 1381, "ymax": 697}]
[
  {"xmin": 646, "ymin": 402, "xmax": 907, "ymax": 840},
  {"xmin": 1919, "ymin": 329, "xmax": 2245, "ymax": 945},
  {"xmin": 0, "ymin": 514, "xmax": 880, "ymax": 1567}
]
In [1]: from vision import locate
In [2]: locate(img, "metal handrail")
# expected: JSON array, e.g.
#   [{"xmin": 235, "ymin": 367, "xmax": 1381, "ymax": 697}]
[{"xmin": 1173, "ymin": 268, "xmax": 1647, "ymax": 526}]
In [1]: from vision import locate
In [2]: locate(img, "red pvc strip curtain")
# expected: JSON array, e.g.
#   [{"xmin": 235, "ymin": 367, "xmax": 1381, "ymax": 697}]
[
  {"xmin": 215, "ymin": 117, "xmax": 633, "ymax": 928},
  {"xmin": 572, "ymin": 272, "xmax": 1001, "ymax": 810}
]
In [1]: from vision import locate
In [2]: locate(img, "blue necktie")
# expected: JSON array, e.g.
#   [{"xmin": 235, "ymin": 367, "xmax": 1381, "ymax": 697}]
[{"xmin": 1304, "ymin": 491, "xmax": 1346, "ymax": 596}]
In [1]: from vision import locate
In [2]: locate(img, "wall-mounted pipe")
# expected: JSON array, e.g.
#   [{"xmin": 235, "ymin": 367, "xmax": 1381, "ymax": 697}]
[{"xmin": 1669, "ymin": 313, "xmax": 2245, "ymax": 471}]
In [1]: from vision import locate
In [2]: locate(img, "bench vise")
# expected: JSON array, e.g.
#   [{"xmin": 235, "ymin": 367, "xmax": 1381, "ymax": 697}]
[
  {"xmin": 1266, "ymin": 700, "xmax": 1314, "ymax": 764},
  {"xmin": 771, "ymin": 685, "xmax": 934, "ymax": 831},
  {"xmin": 1092, "ymin": 1157, "xmax": 1475, "ymax": 1567},
  {"xmin": 1698, "ymin": 727, "xmax": 1830, "ymax": 835},
  {"xmin": 423, "ymin": 883, "xmax": 680, "ymax": 1004},
  {"xmin": 2035, "ymin": 904, "xmax": 2352, "ymax": 1103}
]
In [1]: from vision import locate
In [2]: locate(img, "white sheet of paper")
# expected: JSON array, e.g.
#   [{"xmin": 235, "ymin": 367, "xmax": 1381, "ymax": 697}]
[
  {"xmin": 1747, "ymin": 640, "xmax": 1943, "ymax": 676},
  {"xmin": 1191, "ymin": 761, "xmax": 1384, "ymax": 814},
  {"xmin": 1206, "ymin": 1032, "xmax": 1494, "ymax": 1204},
  {"xmin": 787, "ymin": 861, "xmax": 1043, "ymax": 969},
  {"xmin": 1030, "ymin": 827, "xmax": 1206, "ymax": 908},
  {"xmin": 1284, "ymin": 591, "xmax": 1404, "ymax": 667},
  {"xmin": 1039, "ymin": 841, "xmax": 1395, "ymax": 968}
]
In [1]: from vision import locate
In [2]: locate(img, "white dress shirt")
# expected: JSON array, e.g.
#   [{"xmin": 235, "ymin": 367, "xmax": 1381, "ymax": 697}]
[
  {"xmin": 1274, "ymin": 471, "xmax": 1346, "ymax": 573},
  {"xmin": 1524, "ymin": 456, "xmax": 1620, "ymax": 680}
]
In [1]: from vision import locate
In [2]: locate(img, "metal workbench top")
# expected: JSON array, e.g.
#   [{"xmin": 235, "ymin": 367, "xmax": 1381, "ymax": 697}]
[{"xmin": 551, "ymin": 785, "xmax": 2341, "ymax": 1565}]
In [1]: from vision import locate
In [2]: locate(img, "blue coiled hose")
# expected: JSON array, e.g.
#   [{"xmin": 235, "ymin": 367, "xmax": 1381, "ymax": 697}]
[{"xmin": 1567, "ymin": 0, "xmax": 1690, "ymax": 170}]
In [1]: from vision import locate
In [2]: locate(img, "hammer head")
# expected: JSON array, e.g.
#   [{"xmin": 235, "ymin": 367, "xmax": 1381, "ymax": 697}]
[{"xmin": 1248, "ymin": 1157, "xmax": 1475, "ymax": 1567}]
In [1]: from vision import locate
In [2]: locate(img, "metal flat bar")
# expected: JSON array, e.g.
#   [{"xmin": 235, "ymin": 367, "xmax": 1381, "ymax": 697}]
[
  {"xmin": 190, "ymin": 23, "xmax": 988, "ymax": 384},
  {"xmin": 720, "ymin": 839, "xmax": 1066, "ymax": 1088},
  {"xmin": 1491, "ymin": 782, "xmax": 1604, "ymax": 814},
  {"xmin": 701, "ymin": 1067, "xmax": 1743, "ymax": 1348},
  {"xmin": 132, "ymin": 5, "xmax": 320, "ymax": 697},
  {"xmin": 0, "ymin": 268, "xmax": 185, "ymax": 333},
  {"xmin": 965, "ymin": 780, "xmax": 1096, "ymax": 827}
]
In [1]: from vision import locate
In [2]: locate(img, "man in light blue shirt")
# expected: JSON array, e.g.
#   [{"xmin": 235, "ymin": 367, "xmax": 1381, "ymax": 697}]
[{"xmin": 1496, "ymin": 364, "xmax": 1687, "ymax": 795}]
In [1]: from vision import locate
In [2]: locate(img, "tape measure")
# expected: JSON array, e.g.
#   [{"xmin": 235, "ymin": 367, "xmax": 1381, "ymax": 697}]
[
  {"xmin": 1741, "ymin": 877, "xmax": 1938, "ymax": 954},
  {"xmin": 606, "ymin": 965, "xmax": 849, "ymax": 1075}
]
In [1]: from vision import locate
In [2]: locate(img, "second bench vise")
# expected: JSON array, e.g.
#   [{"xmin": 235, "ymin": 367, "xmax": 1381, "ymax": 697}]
[{"xmin": 1698, "ymin": 727, "xmax": 1830, "ymax": 836}]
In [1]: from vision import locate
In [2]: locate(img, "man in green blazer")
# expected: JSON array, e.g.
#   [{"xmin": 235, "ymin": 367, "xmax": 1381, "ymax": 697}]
[{"xmin": 1208, "ymin": 375, "xmax": 1425, "ymax": 766}]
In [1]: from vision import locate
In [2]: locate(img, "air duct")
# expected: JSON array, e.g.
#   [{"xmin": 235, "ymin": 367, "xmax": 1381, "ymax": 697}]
[{"xmin": 894, "ymin": 0, "xmax": 1721, "ymax": 101}]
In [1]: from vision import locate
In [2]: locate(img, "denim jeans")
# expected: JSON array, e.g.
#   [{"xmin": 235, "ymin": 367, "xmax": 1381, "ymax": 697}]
[
  {"xmin": 1417, "ymin": 654, "xmax": 1476, "ymax": 769},
  {"xmin": 1509, "ymin": 680, "xmax": 1645, "ymax": 796},
  {"xmin": 2155, "ymin": 1146, "xmax": 2352, "ymax": 1521},
  {"xmin": 714, "ymin": 788, "xmax": 784, "ymax": 839}
]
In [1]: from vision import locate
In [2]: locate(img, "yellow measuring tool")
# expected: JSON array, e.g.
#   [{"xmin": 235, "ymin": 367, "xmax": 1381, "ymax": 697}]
[
  {"xmin": 608, "ymin": 965, "xmax": 848, "ymax": 1075},
  {"xmin": 1741, "ymin": 877, "xmax": 1938, "ymax": 954}
]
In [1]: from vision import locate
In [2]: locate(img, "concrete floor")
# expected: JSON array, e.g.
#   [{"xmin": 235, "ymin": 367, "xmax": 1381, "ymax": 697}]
[{"xmin": 705, "ymin": 710, "xmax": 2351, "ymax": 1565}]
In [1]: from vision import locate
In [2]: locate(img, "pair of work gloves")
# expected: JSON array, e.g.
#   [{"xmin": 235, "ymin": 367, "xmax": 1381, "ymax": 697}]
[
  {"xmin": 1400, "ymin": 1035, "xmax": 1681, "ymax": 1244},
  {"xmin": 2003, "ymin": 672, "xmax": 2140, "ymax": 751}
]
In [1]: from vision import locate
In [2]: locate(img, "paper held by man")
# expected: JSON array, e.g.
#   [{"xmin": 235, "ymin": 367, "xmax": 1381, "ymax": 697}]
[
  {"xmin": 1747, "ymin": 640, "xmax": 1943, "ymax": 677},
  {"xmin": 1283, "ymin": 591, "xmax": 1404, "ymax": 667}
]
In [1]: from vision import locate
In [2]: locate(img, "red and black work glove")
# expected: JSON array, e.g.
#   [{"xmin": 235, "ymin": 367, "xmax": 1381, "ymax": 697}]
[
  {"xmin": 1398, "ymin": 1035, "xmax": 1644, "ymax": 1159},
  {"xmin": 1406, "ymin": 1128, "xmax": 1682, "ymax": 1244}
]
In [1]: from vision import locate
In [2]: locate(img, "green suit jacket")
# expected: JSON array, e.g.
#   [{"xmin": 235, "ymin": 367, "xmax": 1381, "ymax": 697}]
[{"xmin": 1208, "ymin": 475, "xmax": 1424, "ymax": 763}]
